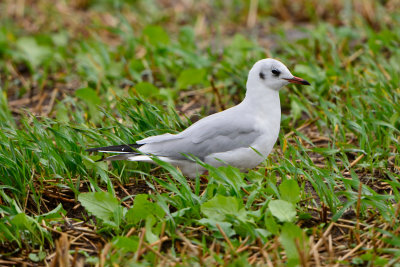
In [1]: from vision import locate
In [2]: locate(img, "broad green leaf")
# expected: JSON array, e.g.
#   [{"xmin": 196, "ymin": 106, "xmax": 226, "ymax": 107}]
[
  {"xmin": 255, "ymin": 228, "xmax": 272, "ymax": 241},
  {"xmin": 112, "ymin": 236, "xmax": 139, "ymax": 252},
  {"xmin": 178, "ymin": 26, "xmax": 195, "ymax": 48},
  {"xmin": 142, "ymin": 25, "xmax": 169, "ymax": 45},
  {"xmin": 227, "ymin": 34, "xmax": 254, "ymax": 50},
  {"xmin": 268, "ymin": 200, "xmax": 296, "ymax": 222},
  {"xmin": 135, "ymin": 82, "xmax": 159, "ymax": 97},
  {"xmin": 106, "ymin": 61, "xmax": 124, "ymax": 78},
  {"xmin": 12, "ymin": 213, "xmax": 40, "ymax": 233},
  {"xmin": 264, "ymin": 213, "xmax": 280, "ymax": 235},
  {"xmin": 177, "ymin": 68, "xmax": 207, "ymax": 89},
  {"xmin": 28, "ymin": 251, "xmax": 46, "ymax": 262},
  {"xmin": 75, "ymin": 87, "xmax": 101, "ymax": 106},
  {"xmin": 279, "ymin": 180, "xmax": 301, "ymax": 204},
  {"xmin": 78, "ymin": 192, "xmax": 120, "ymax": 222},
  {"xmin": 51, "ymin": 32, "xmax": 68, "ymax": 47},
  {"xmin": 201, "ymin": 194, "xmax": 246, "ymax": 221},
  {"xmin": 16, "ymin": 37, "xmax": 51, "ymax": 68},
  {"xmin": 279, "ymin": 223, "xmax": 307, "ymax": 265},
  {"xmin": 145, "ymin": 214, "xmax": 159, "ymax": 243},
  {"xmin": 126, "ymin": 194, "xmax": 165, "ymax": 224},
  {"xmin": 352, "ymin": 257, "xmax": 364, "ymax": 265}
]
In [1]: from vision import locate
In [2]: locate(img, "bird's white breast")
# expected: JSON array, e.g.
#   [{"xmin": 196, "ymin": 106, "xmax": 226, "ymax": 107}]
[{"xmin": 204, "ymin": 92, "xmax": 281, "ymax": 170}]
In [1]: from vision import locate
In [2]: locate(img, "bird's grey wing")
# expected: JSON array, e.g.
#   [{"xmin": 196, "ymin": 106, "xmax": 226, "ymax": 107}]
[
  {"xmin": 138, "ymin": 111, "xmax": 260, "ymax": 160},
  {"xmin": 137, "ymin": 133, "xmax": 181, "ymax": 144}
]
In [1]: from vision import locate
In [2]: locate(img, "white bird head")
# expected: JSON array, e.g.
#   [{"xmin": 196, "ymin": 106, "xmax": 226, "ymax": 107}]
[{"xmin": 247, "ymin": 58, "xmax": 310, "ymax": 92}]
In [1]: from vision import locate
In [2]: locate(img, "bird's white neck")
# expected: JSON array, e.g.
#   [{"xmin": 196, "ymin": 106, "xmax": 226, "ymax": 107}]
[{"xmin": 242, "ymin": 80, "xmax": 281, "ymax": 115}]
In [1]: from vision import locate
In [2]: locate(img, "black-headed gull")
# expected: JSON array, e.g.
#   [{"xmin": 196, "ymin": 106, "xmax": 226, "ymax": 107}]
[{"xmin": 87, "ymin": 58, "xmax": 310, "ymax": 178}]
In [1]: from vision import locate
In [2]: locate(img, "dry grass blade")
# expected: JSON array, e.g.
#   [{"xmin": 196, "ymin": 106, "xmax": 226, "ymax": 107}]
[
  {"xmin": 176, "ymin": 230, "xmax": 198, "ymax": 254},
  {"xmin": 309, "ymin": 236, "xmax": 321, "ymax": 267},
  {"xmin": 135, "ymin": 228, "xmax": 146, "ymax": 261},
  {"xmin": 334, "ymin": 241, "xmax": 366, "ymax": 266},
  {"xmin": 216, "ymin": 223, "xmax": 235, "ymax": 252},
  {"xmin": 143, "ymin": 242, "xmax": 177, "ymax": 263},
  {"xmin": 285, "ymin": 119, "xmax": 318, "ymax": 138},
  {"xmin": 349, "ymin": 154, "xmax": 365, "ymax": 168},
  {"xmin": 247, "ymin": 0, "xmax": 259, "ymax": 28},
  {"xmin": 49, "ymin": 234, "xmax": 70, "ymax": 267},
  {"xmin": 308, "ymin": 223, "xmax": 334, "ymax": 257},
  {"xmin": 354, "ymin": 182, "xmax": 363, "ymax": 245}
]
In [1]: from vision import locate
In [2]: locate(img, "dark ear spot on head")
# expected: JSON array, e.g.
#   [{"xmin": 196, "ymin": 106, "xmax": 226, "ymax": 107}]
[{"xmin": 259, "ymin": 72, "xmax": 265, "ymax": 80}]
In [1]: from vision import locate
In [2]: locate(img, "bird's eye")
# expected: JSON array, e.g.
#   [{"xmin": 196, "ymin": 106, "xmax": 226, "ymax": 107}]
[
  {"xmin": 271, "ymin": 69, "xmax": 281, "ymax": 76},
  {"xmin": 259, "ymin": 72, "xmax": 265, "ymax": 80}
]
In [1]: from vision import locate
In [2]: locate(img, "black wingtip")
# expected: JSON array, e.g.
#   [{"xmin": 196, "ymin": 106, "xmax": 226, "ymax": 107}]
[{"xmin": 86, "ymin": 143, "xmax": 140, "ymax": 153}]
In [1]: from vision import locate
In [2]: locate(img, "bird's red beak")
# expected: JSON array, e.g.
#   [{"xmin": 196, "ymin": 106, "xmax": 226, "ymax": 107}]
[{"xmin": 284, "ymin": 76, "xmax": 310, "ymax": 85}]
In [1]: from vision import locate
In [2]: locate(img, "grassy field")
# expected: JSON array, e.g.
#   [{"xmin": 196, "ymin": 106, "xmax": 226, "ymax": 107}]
[{"xmin": 0, "ymin": 0, "xmax": 399, "ymax": 266}]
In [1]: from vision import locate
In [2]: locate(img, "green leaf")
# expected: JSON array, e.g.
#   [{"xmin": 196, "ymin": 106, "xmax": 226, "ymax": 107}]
[
  {"xmin": 142, "ymin": 25, "xmax": 169, "ymax": 46},
  {"xmin": 198, "ymin": 218, "xmax": 235, "ymax": 237},
  {"xmin": 177, "ymin": 68, "xmax": 207, "ymax": 89},
  {"xmin": 75, "ymin": 87, "xmax": 101, "ymax": 106},
  {"xmin": 135, "ymin": 82, "xmax": 159, "ymax": 97},
  {"xmin": 0, "ymin": 222, "xmax": 20, "ymax": 246},
  {"xmin": 28, "ymin": 251, "xmax": 46, "ymax": 262},
  {"xmin": 268, "ymin": 200, "xmax": 296, "ymax": 222},
  {"xmin": 227, "ymin": 34, "xmax": 254, "ymax": 51},
  {"xmin": 201, "ymin": 194, "xmax": 246, "ymax": 221},
  {"xmin": 11, "ymin": 213, "xmax": 50, "ymax": 246},
  {"xmin": 293, "ymin": 64, "xmax": 313, "ymax": 77},
  {"xmin": 279, "ymin": 223, "xmax": 306, "ymax": 264},
  {"xmin": 312, "ymin": 147, "xmax": 340, "ymax": 156},
  {"xmin": 279, "ymin": 180, "xmax": 301, "ymax": 204},
  {"xmin": 51, "ymin": 31, "xmax": 68, "ymax": 47},
  {"xmin": 294, "ymin": 64, "xmax": 325, "ymax": 81},
  {"xmin": 145, "ymin": 214, "xmax": 159, "ymax": 243},
  {"xmin": 178, "ymin": 26, "xmax": 195, "ymax": 48},
  {"xmin": 126, "ymin": 195, "xmax": 164, "ymax": 243},
  {"xmin": 37, "ymin": 203, "xmax": 66, "ymax": 221},
  {"xmin": 126, "ymin": 194, "xmax": 165, "ymax": 224},
  {"xmin": 55, "ymin": 102, "xmax": 69, "ymax": 122},
  {"xmin": 352, "ymin": 257, "xmax": 364, "ymax": 265},
  {"xmin": 290, "ymin": 98, "xmax": 303, "ymax": 121},
  {"xmin": 16, "ymin": 37, "xmax": 51, "ymax": 68},
  {"xmin": 112, "ymin": 236, "xmax": 139, "ymax": 252},
  {"xmin": 264, "ymin": 213, "xmax": 280, "ymax": 235},
  {"xmin": 255, "ymin": 228, "xmax": 272, "ymax": 241},
  {"xmin": 78, "ymin": 192, "xmax": 120, "ymax": 222}
]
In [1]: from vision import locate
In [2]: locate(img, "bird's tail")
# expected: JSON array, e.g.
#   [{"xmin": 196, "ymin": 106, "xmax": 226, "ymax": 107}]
[
  {"xmin": 86, "ymin": 143, "xmax": 140, "ymax": 153},
  {"xmin": 86, "ymin": 143, "xmax": 144, "ymax": 162}
]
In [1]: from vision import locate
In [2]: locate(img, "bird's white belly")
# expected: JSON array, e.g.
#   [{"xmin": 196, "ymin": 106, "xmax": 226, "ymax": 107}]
[
  {"xmin": 158, "ymin": 157, "xmax": 206, "ymax": 179},
  {"xmin": 159, "ymin": 147, "xmax": 267, "ymax": 179},
  {"xmin": 204, "ymin": 147, "xmax": 264, "ymax": 170}
]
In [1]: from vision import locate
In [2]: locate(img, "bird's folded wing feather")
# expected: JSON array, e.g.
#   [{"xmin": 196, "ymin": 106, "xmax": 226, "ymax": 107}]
[{"xmin": 137, "ymin": 111, "xmax": 260, "ymax": 160}]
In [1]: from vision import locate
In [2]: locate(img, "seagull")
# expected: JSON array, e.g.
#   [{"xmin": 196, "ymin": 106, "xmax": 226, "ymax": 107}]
[{"xmin": 87, "ymin": 58, "xmax": 310, "ymax": 178}]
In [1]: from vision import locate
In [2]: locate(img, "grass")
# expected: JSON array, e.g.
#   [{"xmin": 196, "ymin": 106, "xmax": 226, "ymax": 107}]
[{"xmin": 0, "ymin": 0, "xmax": 399, "ymax": 266}]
